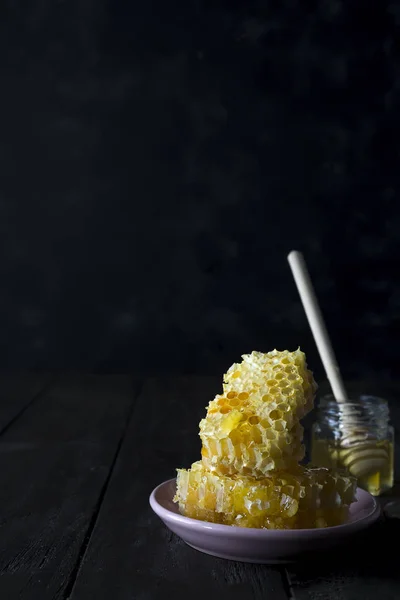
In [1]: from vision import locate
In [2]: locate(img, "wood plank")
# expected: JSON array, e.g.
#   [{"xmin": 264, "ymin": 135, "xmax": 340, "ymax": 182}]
[
  {"xmin": 286, "ymin": 518, "xmax": 400, "ymax": 600},
  {"xmin": 0, "ymin": 372, "xmax": 50, "ymax": 433},
  {"xmin": 1, "ymin": 373, "xmax": 134, "ymax": 444},
  {"xmin": 69, "ymin": 376, "xmax": 290, "ymax": 600},
  {"xmin": 0, "ymin": 374, "xmax": 137, "ymax": 599}
]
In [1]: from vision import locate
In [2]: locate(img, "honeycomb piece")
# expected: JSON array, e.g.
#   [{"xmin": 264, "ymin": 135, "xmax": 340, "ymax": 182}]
[
  {"xmin": 174, "ymin": 461, "xmax": 356, "ymax": 529},
  {"xmin": 200, "ymin": 390, "xmax": 305, "ymax": 475},
  {"xmin": 223, "ymin": 349, "xmax": 317, "ymax": 418},
  {"xmin": 200, "ymin": 362, "xmax": 310, "ymax": 476}
]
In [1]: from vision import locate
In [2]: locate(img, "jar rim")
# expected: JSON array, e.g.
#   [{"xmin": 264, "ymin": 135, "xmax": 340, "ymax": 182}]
[{"xmin": 318, "ymin": 394, "xmax": 388, "ymax": 408}]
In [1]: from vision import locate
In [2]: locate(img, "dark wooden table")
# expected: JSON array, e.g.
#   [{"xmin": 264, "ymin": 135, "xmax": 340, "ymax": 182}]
[{"xmin": 0, "ymin": 374, "xmax": 399, "ymax": 600}]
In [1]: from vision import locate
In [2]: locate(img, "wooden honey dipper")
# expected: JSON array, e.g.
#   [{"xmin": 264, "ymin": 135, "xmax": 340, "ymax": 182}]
[{"xmin": 287, "ymin": 250, "xmax": 388, "ymax": 480}]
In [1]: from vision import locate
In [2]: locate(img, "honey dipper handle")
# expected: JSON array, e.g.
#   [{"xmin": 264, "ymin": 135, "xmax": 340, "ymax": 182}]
[{"xmin": 287, "ymin": 250, "xmax": 348, "ymax": 403}]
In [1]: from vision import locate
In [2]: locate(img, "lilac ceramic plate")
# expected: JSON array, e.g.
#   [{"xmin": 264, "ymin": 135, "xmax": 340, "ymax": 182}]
[{"xmin": 149, "ymin": 478, "xmax": 381, "ymax": 564}]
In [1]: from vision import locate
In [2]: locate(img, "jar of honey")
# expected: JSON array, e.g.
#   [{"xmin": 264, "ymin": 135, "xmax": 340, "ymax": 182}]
[{"xmin": 311, "ymin": 394, "xmax": 394, "ymax": 496}]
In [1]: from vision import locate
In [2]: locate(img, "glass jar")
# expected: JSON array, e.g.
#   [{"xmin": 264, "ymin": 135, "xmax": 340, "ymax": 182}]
[{"xmin": 311, "ymin": 394, "xmax": 394, "ymax": 496}]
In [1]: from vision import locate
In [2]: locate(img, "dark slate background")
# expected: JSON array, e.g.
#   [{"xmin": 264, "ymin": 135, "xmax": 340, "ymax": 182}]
[{"xmin": 0, "ymin": 1, "xmax": 399, "ymax": 380}]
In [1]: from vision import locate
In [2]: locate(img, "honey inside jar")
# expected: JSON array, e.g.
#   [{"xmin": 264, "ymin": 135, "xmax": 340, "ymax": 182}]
[{"xmin": 311, "ymin": 394, "xmax": 394, "ymax": 497}]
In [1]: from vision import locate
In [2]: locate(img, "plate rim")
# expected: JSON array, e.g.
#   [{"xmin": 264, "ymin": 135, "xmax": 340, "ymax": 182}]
[{"xmin": 150, "ymin": 477, "xmax": 381, "ymax": 537}]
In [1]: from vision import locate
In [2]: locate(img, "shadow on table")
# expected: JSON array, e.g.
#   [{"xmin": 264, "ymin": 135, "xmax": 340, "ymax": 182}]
[{"xmin": 290, "ymin": 517, "xmax": 400, "ymax": 583}]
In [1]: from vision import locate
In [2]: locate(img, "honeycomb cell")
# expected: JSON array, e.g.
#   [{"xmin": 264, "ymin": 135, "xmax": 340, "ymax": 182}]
[
  {"xmin": 281, "ymin": 388, "xmax": 292, "ymax": 397},
  {"xmin": 287, "ymin": 373, "xmax": 299, "ymax": 381},
  {"xmin": 251, "ymin": 426, "xmax": 262, "ymax": 444},
  {"xmin": 272, "ymin": 410, "xmax": 284, "ymax": 421},
  {"xmin": 273, "ymin": 419, "xmax": 285, "ymax": 432}
]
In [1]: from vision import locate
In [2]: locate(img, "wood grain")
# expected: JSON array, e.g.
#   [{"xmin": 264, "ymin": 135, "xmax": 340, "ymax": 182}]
[
  {"xmin": 0, "ymin": 372, "xmax": 50, "ymax": 433},
  {"xmin": 1, "ymin": 374, "xmax": 134, "ymax": 444},
  {"xmin": 0, "ymin": 374, "xmax": 137, "ymax": 599},
  {"xmin": 69, "ymin": 376, "xmax": 290, "ymax": 600}
]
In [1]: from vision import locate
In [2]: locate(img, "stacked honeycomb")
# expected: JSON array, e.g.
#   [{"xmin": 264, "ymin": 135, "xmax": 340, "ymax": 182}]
[{"xmin": 174, "ymin": 349, "xmax": 357, "ymax": 529}]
